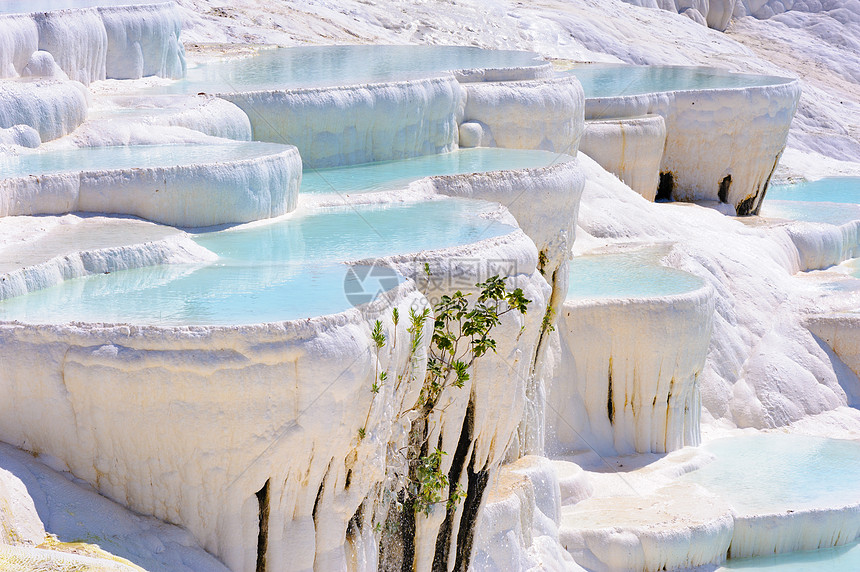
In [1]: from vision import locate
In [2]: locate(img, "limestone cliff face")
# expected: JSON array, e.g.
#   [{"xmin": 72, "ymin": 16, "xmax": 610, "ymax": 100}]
[{"xmin": 0, "ymin": 3, "xmax": 185, "ymax": 84}]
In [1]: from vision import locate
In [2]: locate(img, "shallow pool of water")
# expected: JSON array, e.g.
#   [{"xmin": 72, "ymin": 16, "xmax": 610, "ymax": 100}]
[
  {"xmin": 683, "ymin": 434, "xmax": 860, "ymax": 514},
  {"xmin": 564, "ymin": 64, "xmax": 789, "ymax": 98},
  {"xmin": 760, "ymin": 178, "xmax": 860, "ymax": 224},
  {"xmin": 767, "ymin": 177, "xmax": 860, "ymax": 204},
  {"xmin": 567, "ymin": 247, "xmax": 703, "ymax": 300},
  {"xmin": 0, "ymin": 142, "xmax": 290, "ymax": 177},
  {"xmin": 303, "ymin": 148, "xmax": 569, "ymax": 195},
  {"xmin": 760, "ymin": 200, "xmax": 860, "ymax": 225},
  {"xmin": 148, "ymin": 45, "xmax": 545, "ymax": 93},
  {"xmin": 720, "ymin": 540, "xmax": 860, "ymax": 571},
  {"xmin": 0, "ymin": 199, "xmax": 515, "ymax": 325}
]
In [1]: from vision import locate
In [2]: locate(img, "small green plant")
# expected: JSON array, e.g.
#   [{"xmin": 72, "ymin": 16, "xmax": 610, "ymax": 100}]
[
  {"xmin": 375, "ymin": 274, "xmax": 530, "ymax": 571},
  {"xmin": 538, "ymin": 249, "xmax": 549, "ymax": 275},
  {"xmin": 541, "ymin": 305, "xmax": 556, "ymax": 334},
  {"xmin": 371, "ymin": 320, "xmax": 385, "ymax": 349},
  {"xmin": 421, "ymin": 275, "xmax": 529, "ymax": 408}
]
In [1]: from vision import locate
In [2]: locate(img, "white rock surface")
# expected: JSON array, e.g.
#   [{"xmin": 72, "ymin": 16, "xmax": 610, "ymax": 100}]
[
  {"xmin": 421, "ymin": 159, "xmax": 587, "ymax": 454},
  {"xmin": 0, "ymin": 124, "xmax": 40, "ymax": 148},
  {"xmin": 473, "ymin": 456, "xmax": 584, "ymax": 571},
  {"xmin": 0, "ymin": 441, "xmax": 229, "ymax": 572},
  {"xmin": 0, "ymin": 282, "xmax": 428, "ymax": 572},
  {"xmin": 575, "ymin": 154, "xmax": 858, "ymax": 433},
  {"xmin": 0, "ymin": 465, "xmax": 45, "ymax": 547},
  {"xmin": 806, "ymin": 314, "xmax": 860, "ymax": 402},
  {"xmin": 559, "ymin": 482, "xmax": 734, "ymax": 571},
  {"xmin": 579, "ymin": 115, "xmax": 667, "ymax": 201},
  {"xmin": 0, "ymin": 217, "xmax": 552, "ymax": 572},
  {"xmin": 549, "ymin": 278, "xmax": 713, "ymax": 456},
  {"xmin": 729, "ymin": 503, "xmax": 860, "ymax": 559},
  {"xmin": 221, "ymin": 76, "xmax": 463, "ymax": 168},
  {"xmin": 0, "ymin": 0, "xmax": 857, "ymax": 570},
  {"xmin": 0, "ymin": 79, "xmax": 88, "ymax": 143},
  {"xmin": 0, "ymin": 3, "xmax": 186, "ymax": 84},
  {"xmin": 461, "ymin": 76, "xmax": 585, "ymax": 156},
  {"xmin": 371, "ymin": 229, "xmax": 553, "ymax": 570},
  {"xmin": 100, "ymin": 4, "xmax": 186, "ymax": 80},
  {"xmin": 71, "ymin": 95, "xmax": 253, "ymax": 144},
  {"xmin": 21, "ymin": 51, "xmax": 68, "ymax": 80},
  {"xmin": 0, "ymin": 144, "xmax": 301, "ymax": 227},
  {"xmin": 0, "ymin": 214, "xmax": 216, "ymax": 300},
  {"xmin": 585, "ymin": 79, "xmax": 801, "ymax": 214}
]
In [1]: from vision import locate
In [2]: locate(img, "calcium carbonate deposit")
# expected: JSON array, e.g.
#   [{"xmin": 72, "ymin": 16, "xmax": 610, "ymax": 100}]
[{"xmin": 0, "ymin": 0, "xmax": 858, "ymax": 571}]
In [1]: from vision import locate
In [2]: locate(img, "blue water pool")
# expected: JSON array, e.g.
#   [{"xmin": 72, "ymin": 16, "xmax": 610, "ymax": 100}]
[
  {"xmin": 760, "ymin": 201, "xmax": 860, "ymax": 225},
  {"xmin": 0, "ymin": 142, "xmax": 290, "ymax": 177},
  {"xmin": 760, "ymin": 178, "xmax": 860, "ymax": 224},
  {"xmin": 683, "ymin": 434, "xmax": 860, "ymax": 513},
  {"xmin": 720, "ymin": 540, "xmax": 860, "ymax": 571},
  {"xmin": 767, "ymin": 177, "xmax": 860, "ymax": 203},
  {"xmin": 302, "ymin": 148, "xmax": 569, "ymax": 195},
  {"xmin": 0, "ymin": 199, "xmax": 515, "ymax": 325},
  {"xmin": 147, "ymin": 45, "xmax": 545, "ymax": 93},
  {"xmin": 567, "ymin": 247, "xmax": 703, "ymax": 300},
  {"xmin": 564, "ymin": 64, "xmax": 789, "ymax": 98}
]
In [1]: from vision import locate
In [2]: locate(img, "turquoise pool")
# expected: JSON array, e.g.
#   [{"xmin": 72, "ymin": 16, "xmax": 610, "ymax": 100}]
[
  {"xmin": 302, "ymin": 148, "xmax": 569, "ymax": 195},
  {"xmin": 567, "ymin": 247, "xmax": 703, "ymax": 300},
  {"xmin": 720, "ymin": 540, "xmax": 860, "ymax": 571},
  {"xmin": 767, "ymin": 178, "xmax": 860, "ymax": 204},
  {"xmin": 564, "ymin": 64, "xmax": 789, "ymax": 98},
  {"xmin": 0, "ymin": 199, "xmax": 515, "ymax": 325},
  {"xmin": 150, "ymin": 45, "xmax": 545, "ymax": 93},
  {"xmin": 760, "ymin": 178, "xmax": 860, "ymax": 224},
  {"xmin": 683, "ymin": 434, "xmax": 860, "ymax": 513}
]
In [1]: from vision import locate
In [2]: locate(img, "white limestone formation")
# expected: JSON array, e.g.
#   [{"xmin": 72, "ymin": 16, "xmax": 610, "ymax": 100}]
[
  {"xmin": 0, "ymin": 125, "xmax": 40, "ymax": 147},
  {"xmin": 0, "ymin": 281, "xmax": 428, "ymax": 572},
  {"xmin": 559, "ymin": 482, "xmax": 734, "ymax": 571},
  {"xmin": 0, "ymin": 0, "xmax": 854, "ymax": 569},
  {"xmin": 473, "ymin": 456, "xmax": 583, "ymax": 571},
  {"xmin": 0, "ymin": 79, "xmax": 88, "ymax": 143},
  {"xmin": 453, "ymin": 63, "xmax": 555, "ymax": 83},
  {"xmin": 0, "ymin": 2, "xmax": 185, "ymax": 84},
  {"xmin": 420, "ymin": 159, "xmax": 586, "ymax": 455},
  {"xmin": 0, "ymin": 442, "xmax": 230, "ymax": 572},
  {"xmin": 0, "ymin": 144, "xmax": 301, "ymax": 227},
  {"xmin": 548, "ymin": 278, "xmax": 713, "ymax": 456},
  {"xmin": 585, "ymin": 79, "xmax": 801, "ymax": 214},
  {"xmin": 0, "ymin": 214, "xmax": 216, "ymax": 300},
  {"xmin": 779, "ymin": 218, "xmax": 860, "ymax": 272},
  {"xmin": 0, "ymin": 15, "xmax": 38, "ymax": 80},
  {"xmin": 20, "ymin": 51, "xmax": 68, "ymax": 80},
  {"xmin": 574, "ymin": 154, "xmax": 859, "ymax": 434},
  {"xmin": 373, "ymin": 229, "xmax": 553, "ymax": 569},
  {"xmin": 729, "ymin": 503, "xmax": 860, "ymax": 559},
  {"xmin": 806, "ymin": 314, "xmax": 860, "ymax": 398},
  {"xmin": 425, "ymin": 159, "xmax": 584, "ymax": 282},
  {"xmin": 73, "ymin": 95, "xmax": 253, "ymax": 144},
  {"xmin": 221, "ymin": 76, "xmax": 464, "ymax": 168},
  {"xmin": 461, "ymin": 76, "xmax": 585, "ymax": 155},
  {"xmin": 0, "ymin": 209, "xmax": 552, "ymax": 572},
  {"xmin": 733, "ymin": 0, "xmax": 854, "ymax": 20},
  {"xmin": 620, "ymin": 0, "xmax": 747, "ymax": 30},
  {"xmin": 579, "ymin": 115, "xmax": 667, "ymax": 201},
  {"xmin": 0, "ymin": 466, "xmax": 45, "ymax": 547},
  {"xmin": 100, "ymin": 4, "xmax": 186, "ymax": 80}
]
